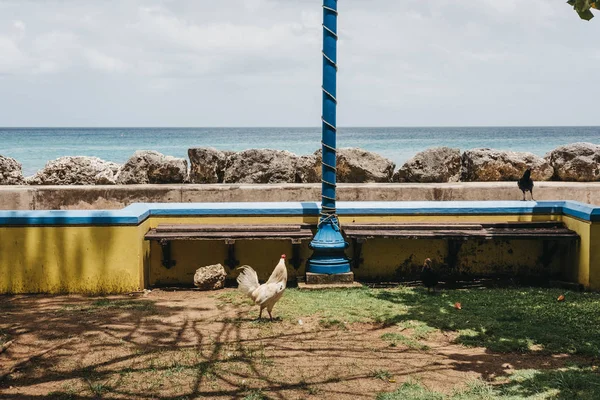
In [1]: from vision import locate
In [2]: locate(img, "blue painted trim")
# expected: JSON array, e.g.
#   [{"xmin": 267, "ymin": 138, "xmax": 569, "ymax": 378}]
[
  {"xmin": 145, "ymin": 202, "xmax": 320, "ymax": 217},
  {"xmin": 0, "ymin": 208, "xmax": 147, "ymax": 226},
  {"xmin": 335, "ymin": 201, "xmax": 565, "ymax": 216},
  {"xmin": 0, "ymin": 201, "xmax": 599, "ymax": 226}
]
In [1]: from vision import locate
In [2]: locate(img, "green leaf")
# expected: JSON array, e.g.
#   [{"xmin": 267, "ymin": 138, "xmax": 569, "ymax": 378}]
[
  {"xmin": 568, "ymin": 0, "xmax": 596, "ymax": 20},
  {"xmin": 578, "ymin": 8, "xmax": 595, "ymax": 19}
]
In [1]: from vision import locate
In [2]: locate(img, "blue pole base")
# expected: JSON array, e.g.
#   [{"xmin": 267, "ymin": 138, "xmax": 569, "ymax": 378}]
[{"xmin": 307, "ymin": 219, "xmax": 351, "ymax": 274}]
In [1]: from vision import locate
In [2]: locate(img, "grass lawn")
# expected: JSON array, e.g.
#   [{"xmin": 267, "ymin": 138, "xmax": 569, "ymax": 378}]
[
  {"xmin": 0, "ymin": 285, "xmax": 599, "ymax": 399},
  {"xmin": 271, "ymin": 286, "xmax": 600, "ymax": 356}
]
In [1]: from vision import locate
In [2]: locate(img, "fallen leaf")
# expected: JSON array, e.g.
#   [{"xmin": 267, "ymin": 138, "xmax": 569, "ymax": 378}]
[
  {"xmin": 454, "ymin": 302, "xmax": 462, "ymax": 310},
  {"xmin": 558, "ymin": 295, "xmax": 566, "ymax": 302}
]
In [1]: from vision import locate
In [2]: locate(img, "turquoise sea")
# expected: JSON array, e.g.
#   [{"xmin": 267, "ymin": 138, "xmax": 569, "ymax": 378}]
[{"xmin": 1, "ymin": 127, "xmax": 599, "ymax": 176}]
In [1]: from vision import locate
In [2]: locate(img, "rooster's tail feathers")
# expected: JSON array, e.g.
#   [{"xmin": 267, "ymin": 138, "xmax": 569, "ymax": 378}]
[{"xmin": 236, "ymin": 265, "xmax": 259, "ymax": 296}]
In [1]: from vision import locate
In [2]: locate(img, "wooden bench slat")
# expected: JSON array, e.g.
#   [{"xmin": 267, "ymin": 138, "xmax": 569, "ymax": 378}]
[
  {"xmin": 344, "ymin": 221, "xmax": 578, "ymax": 240},
  {"xmin": 154, "ymin": 224, "xmax": 304, "ymax": 233},
  {"xmin": 345, "ymin": 223, "xmax": 484, "ymax": 231},
  {"xmin": 482, "ymin": 221, "xmax": 565, "ymax": 229},
  {"xmin": 145, "ymin": 221, "xmax": 579, "ymax": 242},
  {"xmin": 345, "ymin": 230, "xmax": 488, "ymax": 239},
  {"xmin": 145, "ymin": 230, "xmax": 313, "ymax": 241}
]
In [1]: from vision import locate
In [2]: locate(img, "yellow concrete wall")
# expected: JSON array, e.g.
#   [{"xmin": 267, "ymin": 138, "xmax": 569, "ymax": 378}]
[
  {"xmin": 561, "ymin": 216, "xmax": 591, "ymax": 287},
  {"xmin": 0, "ymin": 212, "xmax": 595, "ymax": 294},
  {"xmin": 0, "ymin": 225, "xmax": 144, "ymax": 294},
  {"xmin": 588, "ymin": 223, "xmax": 600, "ymax": 290}
]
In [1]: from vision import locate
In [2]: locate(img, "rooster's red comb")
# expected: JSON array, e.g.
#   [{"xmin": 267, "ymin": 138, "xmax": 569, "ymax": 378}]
[{"xmin": 281, "ymin": 254, "xmax": 286, "ymax": 259}]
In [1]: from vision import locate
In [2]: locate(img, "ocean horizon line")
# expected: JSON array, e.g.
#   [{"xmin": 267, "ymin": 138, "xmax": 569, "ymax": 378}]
[{"xmin": 2, "ymin": 125, "xmax": 600, "ymax": 130}]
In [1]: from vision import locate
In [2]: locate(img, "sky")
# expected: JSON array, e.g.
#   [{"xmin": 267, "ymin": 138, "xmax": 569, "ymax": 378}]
[{"xmin": 0, "ymin": 0, "xmax": 598, "ymax": 127}]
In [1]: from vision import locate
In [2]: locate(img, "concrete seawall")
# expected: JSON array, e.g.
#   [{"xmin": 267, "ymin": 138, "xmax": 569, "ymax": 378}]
[{"xmin": 2, "ymin": 182, "xmax": 600, "ymax": 210}]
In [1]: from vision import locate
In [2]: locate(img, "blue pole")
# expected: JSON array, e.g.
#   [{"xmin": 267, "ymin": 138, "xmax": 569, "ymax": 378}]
[{"xmin": 307, "ymin": 0, "xmax": 351, "ymax": 275}]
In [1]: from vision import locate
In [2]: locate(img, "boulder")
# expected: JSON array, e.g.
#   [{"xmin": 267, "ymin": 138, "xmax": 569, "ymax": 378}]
[
  {"xmin": 461, "ymin": 148, "xmax": 553, "ymax": 182},
  {"xmin": 394, "ymin": 147, "xmax": 461, "ymax": 183},
  {"xmin": 0, "ymin": 155, "xmax": 24, "ymax": 185},
  {"xmin": 223, "ymin": 149, "xmax": 298, "ymax": 183},
  {"xmin": 27, "ymin": 156, "xmax": 120, "ymax": 185},
  {"xmin": 193, "ymin": 264, "xmax": 227, "ymax": 291},
  {"xmin": 295, "ymin": 154, "xmax": 321, "ymax": 183},
  {"xmin": 545, "ymin": 142, "xmax": 600, "ymax": 181},
  {"xmin": 322, "ymin": 148, "xmax": 395, "ymax": 183},
  {"xmin": 116, "ymin": 150, "xmax": 187, "ymax": 184},
  {"xmin": 188, "ymin": 147, "xmax": 229, "ymax": 184}
]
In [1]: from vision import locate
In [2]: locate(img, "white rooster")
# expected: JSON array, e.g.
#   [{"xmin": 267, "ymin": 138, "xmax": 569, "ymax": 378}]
[{"xmin": 236, "ymin": 254, "xmax": 288, "ymax": 320}]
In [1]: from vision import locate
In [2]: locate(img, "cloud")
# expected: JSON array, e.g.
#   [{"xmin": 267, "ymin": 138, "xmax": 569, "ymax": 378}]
[
  {"xmin": 0, "ymin": 35, "xmax": 26, "ymax": 73},
  {"xmin": 0, "ymin": 0, "xmax": 598, "ymax": 126},
  {"xmin": 84, "ymin": 49, "xmax": 128, "ymax": 72},
  {"xmin": 13, "ymin": 20, "xmax": 25, "ymax": 32}
]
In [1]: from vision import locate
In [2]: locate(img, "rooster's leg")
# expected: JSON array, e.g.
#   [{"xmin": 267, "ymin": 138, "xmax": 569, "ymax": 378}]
[
  {"xmin": 268, "ymin": 310, "xmax": 273, "ymax": 321},
  {"xmin": 530, "ymin": 190, "xmax": 535, "ymax": 201},
  {"xmin": 258, "ymin": 307, "xmax": 263, "ymax": 320},
  {"xmin": 521, "ymin": 191, "xmax": 526, "ymax": 201}
]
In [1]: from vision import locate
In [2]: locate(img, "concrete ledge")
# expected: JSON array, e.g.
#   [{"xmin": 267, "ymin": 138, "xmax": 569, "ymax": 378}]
[
  {"xmin": 298, "ymin": 281, "xmax": 363, "ymax": 290},
  {"xmin": 305, "ymin": 272, "xmax": 355, "ymax": 285},
  {"xmin": 0, "ymin": 200, "xmax": 599, "ymax": 225},
  {"xmin": 2, "ymin": 182, "xmax": 600, "ymax": 211}
]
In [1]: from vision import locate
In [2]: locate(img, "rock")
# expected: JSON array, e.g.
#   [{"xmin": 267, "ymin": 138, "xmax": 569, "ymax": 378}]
[
  {"xmin": 188, "ymin": 147, "xmax": 229, "ymax": 184},
  {"xmin": 193, "ymin": 264, "xmax": 227, "ymax": 291},
  {"xmin": 325, "ymin": 148, "xmax": 395, "ymax": 183},
  {"xmin": 223, "ymin": 149, "xmax": 298, "ymax": 183},
  {"xmin": 0, "ymin": 155, "xmax": 24, "ymax": 185},
  {"xmin": 545, "ymin": 142, "xmax": 600, "ymax": 182},
  {"xmin": 298, "ymin": 148, "xmax": 395, "ymax": 183},
  {"xmin": 116, "ymin": 150, "xmax": 187, "ymax": 184},
  {"xmin": 295, "ymin": 154, "xmax": 321, "ymax": 183},
  {"xmin": 394, "ymin": 147, "xmax": 461, "ymax": 183},
  {"xmin": 461, "ymin": 148, "xmax": 553, "ymax": 182},
  {"xmin": 27, "ymin": 156, "xmax": 120, "ymax": 185}
]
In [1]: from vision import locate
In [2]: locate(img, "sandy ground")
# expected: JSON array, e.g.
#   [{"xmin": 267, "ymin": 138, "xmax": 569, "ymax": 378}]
[{"xmin": 0, "ymin": 289, "xmax": 589, "ymax": 399}]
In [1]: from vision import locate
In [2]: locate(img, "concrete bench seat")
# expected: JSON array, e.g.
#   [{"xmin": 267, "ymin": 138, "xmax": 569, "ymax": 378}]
[
  {"xmin": 144, "ymin": 224, "xmax": 313, "ymax": 270},
  {"xmin": 344, "ymin": 221, "xmax": 579, "ymax": 269}
]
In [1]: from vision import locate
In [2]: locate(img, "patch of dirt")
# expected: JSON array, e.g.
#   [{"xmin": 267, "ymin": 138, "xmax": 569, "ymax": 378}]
[{"xmin": 0, "ymin": 290, "xmax": 593, "ymax": 399}]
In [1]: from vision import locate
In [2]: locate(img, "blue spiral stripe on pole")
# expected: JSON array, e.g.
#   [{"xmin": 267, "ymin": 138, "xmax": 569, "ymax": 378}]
[
  {"xmin": 306, "ymin": 0, "xmax": 351, "ymax": 275},
  {"xmin": 321, "ymin": 0, "xmax": 338, "ymax": 223}
]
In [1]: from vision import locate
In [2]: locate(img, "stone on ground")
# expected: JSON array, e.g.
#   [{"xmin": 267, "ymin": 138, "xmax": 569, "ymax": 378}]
[{"xmin": 194, "ymin": 264, "xmax": 227, "ymax": 291}]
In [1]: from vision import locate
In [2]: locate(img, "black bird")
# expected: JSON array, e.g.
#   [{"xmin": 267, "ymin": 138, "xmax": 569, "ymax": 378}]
[
  {"xmin": 517, "ymin": 169, "xmax": 535, "ymax": 201},
  {"xmin": 421, "ymin": 258, "xmax": 438, "ymax": 293}
]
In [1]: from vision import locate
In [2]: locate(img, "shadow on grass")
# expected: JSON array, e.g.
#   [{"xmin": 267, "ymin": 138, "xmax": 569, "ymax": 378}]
[
  {"xmin": 370, "ymin": 286, "xmax": 600, "ymax": 356},
  {"xmin": 378, "ymin": 366, "xmax": 600, "ymax": 400}
]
